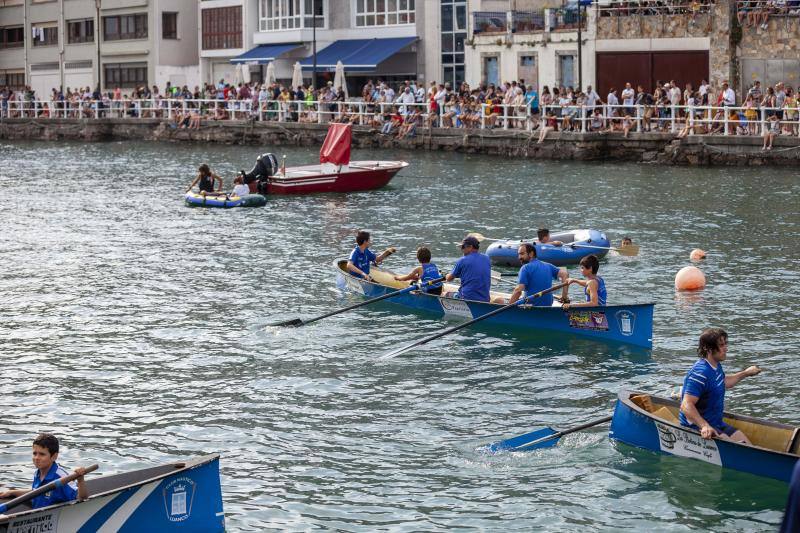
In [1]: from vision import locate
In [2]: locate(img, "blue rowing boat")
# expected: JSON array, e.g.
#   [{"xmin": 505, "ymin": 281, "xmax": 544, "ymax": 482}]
[
  {"xmin": 486, "ymin": 229, "xmax": 610, "ymax": 267},
  {"xmin": 610, "ymin": 391, "xmax": 800, "ymax": 482},
  {"xmin": 184, "ymin": 191, "xmax": 267, "ymax": 208},
  {"xmin": 0, "ymin": 454, "xmax": 224, "ymax": 532},
  {"xmin": 334, "ymin": 260, "xmax": 654, "ymax": 348}
]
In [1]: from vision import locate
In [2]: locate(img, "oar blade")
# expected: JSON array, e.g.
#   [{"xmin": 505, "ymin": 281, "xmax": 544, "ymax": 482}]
[
  {"xmin": 379, "ymin": 342, "xmax": 415, "ymax": 360},
  {"xmin": 467, "ymin": 232, "xmax": 486, "ymax": 242},
  {"xmin": 267, "ymin": 318, "xmax": 304, "ymax": 327},
  {"xmin": 483, "ymin": 427, "xmax": 558, "ymax": 453},
  {"xmin": 617, "ymin": 244, "xmax": 640, "ymax": 256}
]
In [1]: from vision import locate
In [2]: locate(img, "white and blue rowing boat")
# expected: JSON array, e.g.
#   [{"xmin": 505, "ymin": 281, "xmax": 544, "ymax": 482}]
[
  {"xmin": 610, "ymin": 391, "xmax": 800, "ymax": 482},
  {"xmin": 0, "ymin": 454, "xmax": 224, "ymax": 532},
  {"xmin": 334, "ymin": 260, "xmax": 654, "ymax": 349}
]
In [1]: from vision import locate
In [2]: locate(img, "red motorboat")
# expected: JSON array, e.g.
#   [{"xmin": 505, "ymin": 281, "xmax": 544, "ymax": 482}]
[{"xmin": 245, "ymin": 124, "xmax": 408, "ymax": 195}]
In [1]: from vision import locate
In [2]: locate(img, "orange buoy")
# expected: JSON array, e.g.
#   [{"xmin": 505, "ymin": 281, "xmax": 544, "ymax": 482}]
[
  {"xmin": 690, "ymin": 249, "xmax": 706, "ymax": 261},
  {"xmin": 675, "ymin": 266, "xmax": 706, "ymax": 291}
]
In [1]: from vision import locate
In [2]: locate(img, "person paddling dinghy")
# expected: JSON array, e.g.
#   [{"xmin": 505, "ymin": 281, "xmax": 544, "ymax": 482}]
[
  {"xmin": 346, "ymin": 230, "xmax": 396, "ymax": 282},
  {"xmin": 537, "ymin": 228, "xmax": 563, "ymax": 247},
  {"xmin": 186, "ymin": 163, "xmax": 223, "ymax": 196}
]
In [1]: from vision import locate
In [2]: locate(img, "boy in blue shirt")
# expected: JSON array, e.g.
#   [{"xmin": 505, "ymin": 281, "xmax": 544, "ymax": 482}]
[
  {"xmin": 393, "ymin": 247, "xmax": 443, "ymax": 295},
  {"xmin": 346, "ymin": 230, "xmax": 396, "ymax": 281},
  {"xmin": 679, "ymin": 328, "xmax": 762, "ymax": 443},
  {"xmin": 0, "ymin": 433, "xmax": 89, "ymax": 508},
  {"xmin": 508, "ymin": 243, "xmax": 568, "ymax": 305}
]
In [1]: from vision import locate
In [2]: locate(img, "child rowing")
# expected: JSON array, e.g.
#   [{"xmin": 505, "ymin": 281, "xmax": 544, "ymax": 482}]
[
  {"xmin": 393, "ymin": 247, "xmax": 443, "ymax": 295},
  {"xmin": 562, "ymin": 254, "xmax": 606, "ymax": 309},
  {"xmin": 0, "ymin": 433, "xmax": 89, "ymax": 508},
  {"xmin": 346, "ymin": 230, "xmax": 396, "ymax": 282}
]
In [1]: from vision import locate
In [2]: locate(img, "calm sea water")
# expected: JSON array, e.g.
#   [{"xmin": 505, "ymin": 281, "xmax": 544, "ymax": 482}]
[{"xmin": 1, "ymin": 140, "xmax": 799, "ymax": 531}]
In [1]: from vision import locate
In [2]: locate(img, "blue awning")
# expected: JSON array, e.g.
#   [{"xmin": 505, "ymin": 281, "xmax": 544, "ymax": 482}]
[
  {"xmin": 231, "ymin": 44, "xmax": 303, "ymax": 65},
  {"xmin": 299, "ymin": 37, "xmax": 416, "ymax": 72}
]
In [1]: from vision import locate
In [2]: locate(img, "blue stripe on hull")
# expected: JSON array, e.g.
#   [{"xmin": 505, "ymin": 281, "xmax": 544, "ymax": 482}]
[
  {"xmin": 336, "ymin": 268, "xmax": 653, "ymax": 349},
  {"xmin": 609, "ymin": 392, "xmax": 799, "ymax": 482}
]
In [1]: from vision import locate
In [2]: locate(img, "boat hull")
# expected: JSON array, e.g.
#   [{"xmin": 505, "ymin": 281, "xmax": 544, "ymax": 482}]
[
  {"xmin": 267, "ymin": 161, "xmax": 407, "ymax": 195},
  {"xmin": 185, "ymin": 192, "xmax": 266, "ymax": 208},
  {"xmin": 0, "ymin": 455, "xmax": 224, "ymax": 532},
  {"xmin": 334, "ymin": 260, "xmax": 653, "ymax": 348},
  {"xmin": 486, "ymin": 229, "xmax": 611, "ymax": 267},
  {"xmin": 609, "ymin": 391, "xmax": 799, "ymax": 482}
]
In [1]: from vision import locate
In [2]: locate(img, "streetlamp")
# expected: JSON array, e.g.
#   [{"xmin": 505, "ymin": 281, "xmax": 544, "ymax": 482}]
[
  {"xmin": 311, "ymin": 1, "xmax": 318, "ymax": 90},
  {"xmin": 576, "ymin": 0, "xmax": 591, "ymax": 90},
  {"xmin": 95, "ymin": 0, "xmax": 101, "ymax": 90}
]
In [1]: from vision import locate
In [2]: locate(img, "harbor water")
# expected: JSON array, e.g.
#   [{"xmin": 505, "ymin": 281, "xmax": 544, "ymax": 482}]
[{"xmin": 1, "ymin": 140, "xmax": 798, "ymax": 531}]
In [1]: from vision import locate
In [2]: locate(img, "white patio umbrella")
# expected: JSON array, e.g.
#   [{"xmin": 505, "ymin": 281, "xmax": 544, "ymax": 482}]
[
  {"xmin": 265, "ymin": 62, "xmax": 277, "ymax": 86},
  {"xmin": 333, "ymin": 60, "xmax": 348, "ymax": 99},
  {"xmin": 240, "ymin": 63, "xmax": 251, "ymax": 84},
  {"xmin": 291, "ymin": 61, "xmax": 303, "ymax": 90}
]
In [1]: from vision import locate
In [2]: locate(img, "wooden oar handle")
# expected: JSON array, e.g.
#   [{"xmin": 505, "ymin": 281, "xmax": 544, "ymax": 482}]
[
  {"xmin": 526, "ymin": 281, "xmax": 570, "ymax": 302},
  {"xmin": 0, "ymin": 464, "xmax": 98, "ymax": 513}
]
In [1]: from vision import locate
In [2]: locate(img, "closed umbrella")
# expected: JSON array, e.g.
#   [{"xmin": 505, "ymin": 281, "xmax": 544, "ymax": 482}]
[
  {"xmin": 265, "ymin": 62, "xmax": 277, "ymax": 86},
  {"xmin": 333, "ymin": 60, "xmax": 348, "ymax": 99},
  {"xmin": 291, "ymin": 61, "xmax": 303, "ymax": 90}
]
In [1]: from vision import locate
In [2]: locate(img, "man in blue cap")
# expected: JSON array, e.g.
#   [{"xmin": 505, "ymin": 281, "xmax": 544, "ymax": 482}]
[{"xmin": 445, "ymin": 236, "xmax": 491, "ymax": 302}]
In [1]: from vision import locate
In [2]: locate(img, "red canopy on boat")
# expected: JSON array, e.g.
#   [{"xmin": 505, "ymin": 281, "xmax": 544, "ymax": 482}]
[{"xmin": 320, "ymin": 123, "xmax": 352, "ymax": 166}]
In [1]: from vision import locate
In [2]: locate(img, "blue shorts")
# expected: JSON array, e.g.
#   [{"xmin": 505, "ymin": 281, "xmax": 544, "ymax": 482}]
[{"xmin": 715, "ymin": 422, "xmax": 737, "ymax": 437}]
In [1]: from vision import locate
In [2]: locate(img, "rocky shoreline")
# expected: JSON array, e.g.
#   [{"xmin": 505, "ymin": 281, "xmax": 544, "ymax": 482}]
[{"xmin": 2, "ymin": 118, "xmax": 798, "ymax": 166}]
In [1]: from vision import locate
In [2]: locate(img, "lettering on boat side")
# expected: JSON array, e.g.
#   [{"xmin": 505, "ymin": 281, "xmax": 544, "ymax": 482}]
[
  {"xmin": 655, "ymin": 422, "xmax": 722, "ymax": 466},
  {"xmin": 567, "ymin": 311, "xmax": 609, "ymax": 331},
  {"xmin": 8, "ymin": 509, "xmax": 59, "ymax": 533},
  {"xmin": 162, "ymin": 476, "xmax": 197, "ymax": 522},
  {"xmin": 439, "ymin": 297, "xmax": 473, "ymax": 319},
  {"xmin": 615, "ymin": 310, "xmax": 636, "ymax": 336}
]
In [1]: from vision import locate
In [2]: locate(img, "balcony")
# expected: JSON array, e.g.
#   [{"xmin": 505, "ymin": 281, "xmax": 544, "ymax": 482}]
[
  {"xmin": 472, "ymin": 9, "xmax": 584, "ymax": 35},
  {"xmin": 472, "ymin": 11, "xmax": 508, "ymax": 34}
]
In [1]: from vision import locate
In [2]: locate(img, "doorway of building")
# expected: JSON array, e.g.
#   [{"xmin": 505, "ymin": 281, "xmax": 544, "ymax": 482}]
[
  {"xmin": 484, "ymin": 56, "xmax": 499, "ymax": 86},
  {"xmin": 559, "ymin": 54, "xmax": 575, "ymax": 89},
  {"xmin": 518, "ymin": 55, "xmax": 538, "ymax": 89}
]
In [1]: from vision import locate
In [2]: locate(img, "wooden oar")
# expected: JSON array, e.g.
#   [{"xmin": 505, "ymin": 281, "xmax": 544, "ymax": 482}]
[
  {"xmin": 467, "ymin": 232, "xmax": 522, "ymax": 244},
  {"xmin": 483, "ymin": 415, "xmax": 613, "ymax": 453},
  {"xmin": 380, "ymin": 282, "xmax": 569, "ymax": 359},
  {"xmin": 0, "ymin": 464, "xmax": 98, "ymax": 513},
  {"xmin": 569, "ymin": 243, "xmax": 640, "ymax": 256},
  {"xmin": 268, "ymin": 276, "xmax": 446, "ymax": 327}
]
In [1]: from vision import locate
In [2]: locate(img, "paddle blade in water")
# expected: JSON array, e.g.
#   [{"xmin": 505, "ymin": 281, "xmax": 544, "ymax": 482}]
[
  {"xmin": 268, "ymin": 318, "xmax": 304, "ymax": 327},
  {"xmin": 483, "ymin": 427, "xmax": 558, "ymax": 453},
  {"xmin": 617, "ymin": 244, "xmax": 640, "ymax": 256}
]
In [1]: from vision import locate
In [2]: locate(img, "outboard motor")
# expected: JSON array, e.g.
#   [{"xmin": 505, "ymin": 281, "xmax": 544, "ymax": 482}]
[{"xmin": 240, "ymin": 153, "xmax": 279, "ymax": 194}]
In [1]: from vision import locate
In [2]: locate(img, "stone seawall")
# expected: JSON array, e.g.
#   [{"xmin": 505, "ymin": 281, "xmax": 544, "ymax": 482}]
[{"xmin": 2, "ymin": 118, "xmax": 799, "ymax": 166}]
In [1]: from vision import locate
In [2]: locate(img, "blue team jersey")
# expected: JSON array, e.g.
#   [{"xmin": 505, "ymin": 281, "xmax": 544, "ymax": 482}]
[
  {"xmin": 585, "ymin": 276, "xmax": 607, "ymax": 305},
  {"xmin": 31, "ymin": 462, "xmax": 77, "ymax": 509},
  {"xmin": 679, "ymin": 359, "xmax": 726, "ymax": 429},
  {"xmin": 420, "ymin": 262, "xmax": 442, "ymax": 292},
  {"xmin": 518, "ymin": 259, "xmax": 560, "ymax": 306},
  {"xmin": 451, "ymin": 252, "xmax": 491, "ymax": 301},
  {"xmin": 349, "ymin": 246, "xmax": 377, "ymax": 277}
]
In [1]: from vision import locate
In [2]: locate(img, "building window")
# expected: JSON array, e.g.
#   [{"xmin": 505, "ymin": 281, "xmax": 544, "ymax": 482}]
[
  {"xmin": 356, "ymin": 0, "xmax": 415, "ymax": 26},
  {"xmin": 0, "ymin": 70, "xmax": 25, "ymax": 89},
  {"xmin": 259, "ymin": 0, "xmax": 324, "ymax": 32},
  {"xmin": 0, "ymin": 26, "xmax": 24, "ymax": 49},
  {"xmin": 103, "ymin": 14, "xmax": 148, "ymax": 41},
  {"xmin": 67, "ymin": 19, "xmax": 94, "ymax": 44},
  {"xmin": 104, "ymin": 62, "xmax": 147, "ymax": 88},
  {"xmin": 162, "ymin": 12, "xmax": 177, "ymax": 39},
  {"xmin": 202, "ymin": 6, "xmax": 242, "ymax": 50},
  {"xmin": 441, "ymin": 0, "xmax": 466, "ymax": 88},
  {"xmin": 32, "ymin": 25, "xmax": 58, "ymax": 47}
]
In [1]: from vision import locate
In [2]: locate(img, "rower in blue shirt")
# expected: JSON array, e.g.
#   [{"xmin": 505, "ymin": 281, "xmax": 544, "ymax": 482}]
[
  {"xmin": 679, "ymin": 328, "xmax": 762, "ymax": 443},
  {"xmin": 346, "ymin": 230, "xmax": 396, "ymax": 281},
  {"xmin": 0, "ymin": 433, "xmax": 89, "ymax": 508},
  {"xmin": 562, "ymin": 254, "xmax": 607, "ymax": 309},
  {"xmin": 394, "ymin": 247, "xmax": 443, "ymax": 295},
  {"xmin": 445, "ymin": 236, "xmax": 492, "ymax": 302},
  {"xmin": 508, "ymin": 242, "xmax": 568, "ymax": 305}
]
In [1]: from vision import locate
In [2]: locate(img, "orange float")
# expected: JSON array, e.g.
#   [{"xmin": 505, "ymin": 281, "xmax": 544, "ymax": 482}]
[
  {"xmin": 675, "ymin": 266, "xmax": 706, "ymax": 291},
  {"xmin": 690, "ymin": 249, "xmax": 706, "ymax": 261}
]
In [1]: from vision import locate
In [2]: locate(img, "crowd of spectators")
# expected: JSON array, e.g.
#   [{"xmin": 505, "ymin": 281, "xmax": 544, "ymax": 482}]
[
  {"xmin": 1, "ymin": 76, "xmax": 797, "ymax": 146},
  {"xmin": 737, "ymin": 0, "xmax": 800, "ymax": 29}
]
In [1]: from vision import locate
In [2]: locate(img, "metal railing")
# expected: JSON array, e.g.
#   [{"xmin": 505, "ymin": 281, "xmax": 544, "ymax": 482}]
[
  {"xmin": 598, "ymin": 0, "xmax": 714, "ymax": 16},
  {"xmin": 538, "ymin": 102, "xmax": 800, "ymax": 137},
  {"xmin": 4, "ymin": 98, "xmax": 800, "ymax": 138},
  {"xmin": 473, "ymin": 11, "xmax": 509, "ymax": 34},
  {"xmin": 512, "ymin": 10, "xmax": 546, "ymax": 32}
]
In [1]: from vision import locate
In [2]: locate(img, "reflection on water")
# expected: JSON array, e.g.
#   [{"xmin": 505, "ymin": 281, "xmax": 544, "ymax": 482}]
[{"xmin": 0, "ymin": 140, "xmax": 798, "ymax": 530}]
